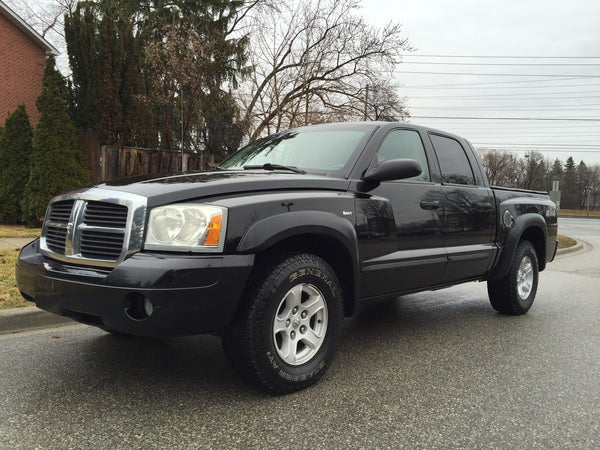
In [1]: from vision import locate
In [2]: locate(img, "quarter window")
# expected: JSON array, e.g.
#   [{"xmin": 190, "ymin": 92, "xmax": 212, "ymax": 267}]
[
  {"xmin": 376, "ymin": 130, "xmax": 430, "ymax": 181},
  {"xmin": 430, "ymin": 134, "xmax": 475, "ymax": 185}
]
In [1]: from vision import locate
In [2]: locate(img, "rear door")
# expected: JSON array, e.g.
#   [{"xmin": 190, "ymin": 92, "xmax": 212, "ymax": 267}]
[{"xmin": 428, "ymin": 133, "xmax": 496, "ymax": 283}]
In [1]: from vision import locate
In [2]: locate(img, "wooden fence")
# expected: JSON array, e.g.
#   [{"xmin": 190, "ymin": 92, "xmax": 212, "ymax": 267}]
[{"xmin": 83, "ymin": 133, "xmax": 214, "ymax": 182}]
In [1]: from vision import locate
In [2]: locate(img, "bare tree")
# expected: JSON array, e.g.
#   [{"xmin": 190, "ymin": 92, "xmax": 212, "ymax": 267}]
[
  {"xmin": 479, "ymin": 149, "xmax": 520, "ymax": 187},
  {"xmin": 589, "ymin": 165, "xmax": 600, "ymax": 210},
  {"xmin": 3, "ymin": 0, "xmax": 76, "ymax": 73},
  {"xmin": 520, "ymin": 151, "xmax": 546, "ymax": 191},
  {"xmin": 237, "ymin": 0, "xmax": 411, "ymax": 140},
  {"xmin": 363, "ymin": 81, "xmax": 409, "ymax": 122},
  {"xmin": 576, "ymin": 161, "xmax": 594, "ymax": 209}
]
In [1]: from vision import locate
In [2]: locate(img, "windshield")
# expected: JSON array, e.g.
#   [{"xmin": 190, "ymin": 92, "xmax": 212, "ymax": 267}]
[{"xmin": 219, "ymin": 127, "xmax": 372, "ymax": 173}]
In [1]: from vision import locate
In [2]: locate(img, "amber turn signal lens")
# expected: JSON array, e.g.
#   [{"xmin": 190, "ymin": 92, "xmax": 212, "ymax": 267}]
[{"xmin": 204, "ymin": 214, "xmax": 222, "ymax": 246}]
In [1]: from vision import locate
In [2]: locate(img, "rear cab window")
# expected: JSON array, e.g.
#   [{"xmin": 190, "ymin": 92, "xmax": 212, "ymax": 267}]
[{"xmin": 429, "ymin": 134, "xmax": 475, "ymax": 185}]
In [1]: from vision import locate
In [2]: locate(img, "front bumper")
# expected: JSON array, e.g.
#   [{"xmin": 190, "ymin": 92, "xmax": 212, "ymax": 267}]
[{"xmin": 16, "ymin": 240, "xmax": 254, "ymax": 337}]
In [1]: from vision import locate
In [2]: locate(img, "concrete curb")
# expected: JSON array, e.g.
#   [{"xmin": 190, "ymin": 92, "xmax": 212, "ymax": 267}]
[
  {"xmin": 556, "ymin": 240, "xmax": 584, "ymax": 256},
  {"xmin": 0, "ymin": 238, "xmax": 586, "ymax": 336}
]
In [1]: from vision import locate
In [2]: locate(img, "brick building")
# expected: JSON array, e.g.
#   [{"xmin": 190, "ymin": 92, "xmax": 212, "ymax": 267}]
[{"xmin": 0, "ymin": 0, "xmax": 58, "ymax": 126}]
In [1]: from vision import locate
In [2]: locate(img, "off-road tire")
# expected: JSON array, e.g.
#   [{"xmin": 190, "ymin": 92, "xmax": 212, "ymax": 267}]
[
  {"xmin": 488, "ymin": 240, "xmax": 539, "ymax": 315},
  {"xmin": 222, "ymin": 252, "xmax": 343, "ymax": 394}
]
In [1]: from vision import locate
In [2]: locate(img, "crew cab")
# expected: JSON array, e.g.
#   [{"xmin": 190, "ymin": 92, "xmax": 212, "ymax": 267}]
[{"xmin": 16, "ymin": 122, "xmax": 558, "ymax": 393}]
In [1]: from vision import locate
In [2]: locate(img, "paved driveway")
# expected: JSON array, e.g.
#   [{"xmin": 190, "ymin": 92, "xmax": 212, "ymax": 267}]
[{"xmin": 0, "ymin": 218, "xmax": 598, "ymax": 448}]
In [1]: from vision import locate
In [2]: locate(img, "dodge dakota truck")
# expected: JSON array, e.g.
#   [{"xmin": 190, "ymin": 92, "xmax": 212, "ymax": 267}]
[{"xmin": 16, "ymin": 122, "xmax": 558, "ymax": 393}]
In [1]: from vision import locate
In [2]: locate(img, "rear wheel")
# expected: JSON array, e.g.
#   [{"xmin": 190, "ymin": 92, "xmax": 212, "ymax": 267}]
[
  {"xmin": 223, "ymin": 252, "xmax": 343, "ymax": 394},
  {"xmin": 488, "ymin": 240, "xmax": 539, "ymax": 315}
]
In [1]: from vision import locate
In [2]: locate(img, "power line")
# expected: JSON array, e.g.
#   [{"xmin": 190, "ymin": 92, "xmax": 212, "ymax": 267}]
[
  {"xmin": 402, "ymin": 61, "xmax": 600, "ymax": 67},
  {"xmin": 399, "ymin": 54, "xmax": 600, "ymax": 59},
  {"xmin": 475, "ymin": 147, "xmax": 600, "ymax": 153},
  {"xmin": 395, "ymin": 71, "xmax": 600, "ymax": 78},
  {"xmin": 461, "ymin": 133, "xmax": 600, "ymax": 137},
  {"xmin": 472, "ymin": 143, "xmax": 600, "ymax": 148},
  {"xmin": 408, "ymin": 104, "xmax": 600, "ymax": 109},
  {"xmin": 401, "ymin": 78, "xmax": 600, "ymax": 89},
  {"xmin": 406, "ymin": 91, "xmax": 600, "ymax": 99},
  {"xmin": 410, "ymin": 116, "xmax": 600, "ymax": 122},
  {"xmin": 437, "ymin": 123, "xmax": 600, "ymax": 128}
]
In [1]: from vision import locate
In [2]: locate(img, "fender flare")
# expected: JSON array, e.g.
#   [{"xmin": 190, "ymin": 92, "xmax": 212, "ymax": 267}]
[
  {"xmin": 489, "ymin": 213, "xmax": 548, "ymax": 282},
  {"xmin": 237, "ymin": 211, "xmax": 360, "ymax": 313}
]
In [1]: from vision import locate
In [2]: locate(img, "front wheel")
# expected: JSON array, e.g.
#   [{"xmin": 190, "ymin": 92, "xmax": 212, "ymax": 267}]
[
  {"xmin": 488, "ymin": 240, "xmax": 539, "ymax": 315},
  {"xmin": 222, "ymin": 253, "xmax": 343, "ymax": 394}
]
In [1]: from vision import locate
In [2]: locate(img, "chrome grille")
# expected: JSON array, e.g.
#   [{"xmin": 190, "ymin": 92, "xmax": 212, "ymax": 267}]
[
  {"xmin": 40, "ymin": 189, "xmax": 147, "ymax": 268},
  {"xmin": 48, "ymin": 200, "xmax": 74, "ymax": 222},
  {"xmin": 79, "ymin": 201, "xmax": 128, "ymax": 260},
  {"xmin": 45, "ymin": 200, "xmax": 74, "ymax": 253},
  {"xmin": 81, "ymin": 229, "xmax": 125, "ymax": 259},
  {"xmin": 83, "ymin": 201, "xmax": 128, "ymax": 227},
  {"xmin": 45, "ymin": 226, "xmax": 68, "ymax": 253}
]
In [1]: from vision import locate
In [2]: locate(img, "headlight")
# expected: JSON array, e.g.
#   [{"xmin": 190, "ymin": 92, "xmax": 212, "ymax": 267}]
[{"xmin": 144, "ymin": 204, "xmax": 227, "ymax": 252}]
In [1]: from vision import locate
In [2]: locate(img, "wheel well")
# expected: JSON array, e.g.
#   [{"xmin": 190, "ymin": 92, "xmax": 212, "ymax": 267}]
[
  {"xmin": 520, "ymin": 227, "xmax": 546, "ymax": 271},
  {"xmin": 253, "ymin": 234, "xmax": 356, "ymax": 317}
]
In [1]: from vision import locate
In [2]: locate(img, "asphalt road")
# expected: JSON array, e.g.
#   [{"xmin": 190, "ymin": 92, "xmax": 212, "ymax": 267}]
[{"xmin": 1, "ymin": 218, "xmax": 598, "ymax": 449}]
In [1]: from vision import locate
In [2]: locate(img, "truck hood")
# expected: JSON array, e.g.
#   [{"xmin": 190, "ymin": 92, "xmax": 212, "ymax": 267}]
[{"xmin": 89, "ymin": 170, "xmax": 351, "ymax": 207}]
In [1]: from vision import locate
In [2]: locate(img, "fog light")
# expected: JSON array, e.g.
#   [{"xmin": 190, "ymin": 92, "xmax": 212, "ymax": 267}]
[
  {"xmin": 144, "ymin": 297, "xmax": 154, "ymax": 317},
  {"xmin": 124, "ymin": 293, "xmax": 152, "ymax": 321}
]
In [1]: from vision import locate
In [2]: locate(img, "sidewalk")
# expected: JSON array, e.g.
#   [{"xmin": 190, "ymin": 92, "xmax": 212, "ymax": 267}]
[
  {"xmin": 0, "ymin": 237, "xmax": 584, "ymax": 336},
  {"xmin": 0, "ymin": 237, "xmax": 35, "ymax": 250},
  {"xmin": 0, "ymin": 236, "xmax": 75, "ymax": 335}
]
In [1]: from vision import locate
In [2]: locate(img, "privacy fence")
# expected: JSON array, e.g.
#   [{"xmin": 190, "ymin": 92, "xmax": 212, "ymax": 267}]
[{"xmin": 84, "ymin": 133, "xmax": 214, "ymax": 183}]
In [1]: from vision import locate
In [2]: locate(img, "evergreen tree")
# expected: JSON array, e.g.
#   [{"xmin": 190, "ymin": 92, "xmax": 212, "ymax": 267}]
[
  {"xmin": 576, "ymin": 161, "xmax": 592, "ymax": 209},
  {"xmin": 0, "ymin": 105, "xmax": 33, "ymax": 224},
  {"xmin": 65, "ymin": 0, "xmax": 154, "ymax": 146},
  {"xmin": 562, "ymin": 156, "xmax": 578, "ymax": 209},
  {"xmin": 21, "ymin": 55, "xmax": 90, "ymax": 226},
  {"xmin": 549, "ymin": 158, "xmax": 564, "ymax": 183}
]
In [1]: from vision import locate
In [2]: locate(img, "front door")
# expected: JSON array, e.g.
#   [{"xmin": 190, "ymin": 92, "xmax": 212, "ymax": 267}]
[{"xmin": 357, "ymin": 128, "xmax": 445, "ymax": 298}]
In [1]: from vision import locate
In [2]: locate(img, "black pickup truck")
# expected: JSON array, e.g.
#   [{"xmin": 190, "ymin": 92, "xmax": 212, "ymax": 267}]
[{"xmin": 16, "ymin": 122, "xmax": 557, "ymax": 393}]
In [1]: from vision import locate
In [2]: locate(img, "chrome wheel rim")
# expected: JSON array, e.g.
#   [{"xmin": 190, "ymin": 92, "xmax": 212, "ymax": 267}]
[
  {"xmin": 272, "ymin": 283, "xmax": 328, "ymax": 366},
  {"xmin": 517, "ymin": 256, "xmax": 534, "ymax": 300}
]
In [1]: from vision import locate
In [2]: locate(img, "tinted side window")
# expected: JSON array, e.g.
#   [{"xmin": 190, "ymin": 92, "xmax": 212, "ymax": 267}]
[
  {"xmin": 376, "ymin": 130, "xmax": 430, "ymax": 181},
  {"xmin": 430, "ymin": 134, "xmax": 475, "ymax": 185}
]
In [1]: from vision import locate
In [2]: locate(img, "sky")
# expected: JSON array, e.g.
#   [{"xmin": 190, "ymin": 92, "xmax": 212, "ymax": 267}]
[
  {"xmin": 361, "ymin": 0, "xmax": 600, "ymax": 165},
  {"xmin": 6, "ymin": 0, "xmax": 600, "ymax": 166}
]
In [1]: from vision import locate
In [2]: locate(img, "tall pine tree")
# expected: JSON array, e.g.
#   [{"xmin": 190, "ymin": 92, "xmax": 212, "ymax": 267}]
[
  {"xmin": 0, "ymin": 104, "xmax": 33, "ymax": 224},
  {"xmin": 21, "ymin": 55, "xmax": 90, "ymax": 226},
  {"xmin": 65, "ymin": 0, "xmax": 155, "ymax": 147},
  {"xmin": 561, "ymin": 156, "xmax": 578, "ymax": 209}
]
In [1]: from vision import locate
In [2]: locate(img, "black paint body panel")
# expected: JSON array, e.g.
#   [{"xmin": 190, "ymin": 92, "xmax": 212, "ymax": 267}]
[{"xmin": 16, "ymin": 122, "xmax": 557, "ymax": 337}]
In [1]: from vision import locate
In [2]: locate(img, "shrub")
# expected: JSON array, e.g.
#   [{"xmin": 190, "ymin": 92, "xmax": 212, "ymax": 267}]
[
  {"xmin": 0, "ymin": 105, "xmax": 33, "ymax": 224},
  {"xmin": 21, "ymin": 55, "xmax": 90, "ymax": 226}
]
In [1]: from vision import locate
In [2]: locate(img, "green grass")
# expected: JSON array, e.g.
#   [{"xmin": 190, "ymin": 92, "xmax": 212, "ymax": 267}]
[
  {"xmin": 557, "ymin": 235, "xmax": 577, "ymax": 250},
  {"xmin": 0, "ymin": 249, "xmax": 30, "ymax": 309},
  {"xmin": 558, "ymin": 209, "xmax": 600, "ymax": 218},
  {"xmin": 0, "ymin": 225, "xmax": 41, "ymax": 238}
]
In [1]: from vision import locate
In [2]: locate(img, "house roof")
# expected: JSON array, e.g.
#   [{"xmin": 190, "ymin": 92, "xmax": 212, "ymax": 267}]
[{"xmin": 0, "ymin": 0, "xmax": 59, "ymax": 55}]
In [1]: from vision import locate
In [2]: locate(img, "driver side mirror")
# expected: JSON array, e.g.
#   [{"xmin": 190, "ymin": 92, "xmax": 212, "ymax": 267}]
[{"xmin": 362, "ymin": 158, "xmax": 422, "ymax": 183}]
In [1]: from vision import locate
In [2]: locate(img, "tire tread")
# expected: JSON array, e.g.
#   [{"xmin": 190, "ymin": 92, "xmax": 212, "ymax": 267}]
[{"xmin": 223, "ymin": 252, "xmax": 342, "ymax": 394}]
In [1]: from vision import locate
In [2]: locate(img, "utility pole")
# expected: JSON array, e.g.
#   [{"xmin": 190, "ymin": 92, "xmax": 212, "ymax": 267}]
[
  {"xmin": 181, "ymin": 88, "xmax": 185, "ymax": 172},
  {"xmin": 587, "ymin": 189, "xmax": 591, "ymax": 215},
  {"xmin": 363, "ymin": 85, "xmax": 369, "ymax": 121}
]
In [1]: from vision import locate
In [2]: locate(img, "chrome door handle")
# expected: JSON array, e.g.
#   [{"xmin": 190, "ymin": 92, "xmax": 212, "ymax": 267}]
[{"xmin": 420, "ymin": 200, "xmax": 440, "ymax": 210}]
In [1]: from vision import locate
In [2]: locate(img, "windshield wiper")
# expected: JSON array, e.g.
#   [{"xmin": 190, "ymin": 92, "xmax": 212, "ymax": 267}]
[{"xmin": 243, "ymin": 163, "xmax": 306, "ymax": 174}]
